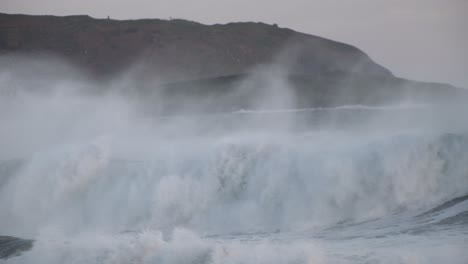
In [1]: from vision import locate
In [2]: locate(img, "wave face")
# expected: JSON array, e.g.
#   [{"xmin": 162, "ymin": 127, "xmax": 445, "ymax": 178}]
[
  {"xmin": 1, "ymin": 130, "xmax": 468, "ymax": 233},
  {"xmin": 1, "ymin": 106, "xmax": 468, "ymax": 263}
]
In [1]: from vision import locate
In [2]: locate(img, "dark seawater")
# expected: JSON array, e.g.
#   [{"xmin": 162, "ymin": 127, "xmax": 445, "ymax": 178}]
[{"xmin": 1, "ymin": 107, "xmax": 468, "ymax": 263}]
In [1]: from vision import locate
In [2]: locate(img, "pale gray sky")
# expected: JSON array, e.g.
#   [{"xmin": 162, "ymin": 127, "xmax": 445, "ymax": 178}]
[{"xmin": 2, "ymin": 0, "xmax": 468, "ymax": 87}]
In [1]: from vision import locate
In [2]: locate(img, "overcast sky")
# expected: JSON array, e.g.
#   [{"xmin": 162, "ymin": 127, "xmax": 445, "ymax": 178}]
[{"xmin": 2, "ymin": 0, "xmax": 468, "ymax": 87}]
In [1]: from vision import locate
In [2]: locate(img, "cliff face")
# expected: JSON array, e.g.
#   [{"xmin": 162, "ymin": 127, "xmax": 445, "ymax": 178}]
[{"xmin": 0, "ymin": 13, "xmax": 391, "ymax": 81}]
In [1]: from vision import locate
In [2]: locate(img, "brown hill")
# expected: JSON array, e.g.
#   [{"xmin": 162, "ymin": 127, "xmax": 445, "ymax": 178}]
[
  {"xmin": 0, "ymin": 13, "xmax": 391, "ymax": 81},
  {"xmin": 0, "ymin": 13, "xmax": 466, "ymax": 112}
]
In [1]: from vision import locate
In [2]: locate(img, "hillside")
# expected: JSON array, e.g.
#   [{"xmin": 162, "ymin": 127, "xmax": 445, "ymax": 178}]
[
  {"xmin": 0, "ymin": 13, "xmax": 466, "ymax": 112},
  {"xmin": 0, "ymin": 13, "xmax": 390, "ymax": 80}
]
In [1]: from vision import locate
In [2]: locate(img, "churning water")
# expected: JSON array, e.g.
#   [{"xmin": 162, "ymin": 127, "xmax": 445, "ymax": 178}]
[
  {"xmin": 0, "ymin": 62, "xmax": 467, "ymax": 263},
  {"xmin": 1, "ymin": 105, "xmax": 468, "ymax": 263}
]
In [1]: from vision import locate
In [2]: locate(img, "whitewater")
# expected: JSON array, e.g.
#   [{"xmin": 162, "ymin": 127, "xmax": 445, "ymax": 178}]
[{"xmin": 0, "ymin": 62, "xmax": 467, "ymax": 263}]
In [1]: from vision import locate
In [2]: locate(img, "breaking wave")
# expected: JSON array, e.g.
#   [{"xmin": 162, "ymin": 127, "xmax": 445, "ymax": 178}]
[{"xmin": 1, "ymin": 113, "xmax": 468, "ymax": 263}]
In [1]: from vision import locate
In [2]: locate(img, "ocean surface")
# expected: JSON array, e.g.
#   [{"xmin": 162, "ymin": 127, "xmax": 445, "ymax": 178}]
[{"xmin": 1, "ymin": 105, "xmax": 468, "ymax": 263}]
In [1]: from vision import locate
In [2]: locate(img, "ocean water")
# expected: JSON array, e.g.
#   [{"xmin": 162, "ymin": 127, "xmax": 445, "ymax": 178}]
[{"xmin": 1, "ymin": 103, "xmax": 467, "ymax": 263}]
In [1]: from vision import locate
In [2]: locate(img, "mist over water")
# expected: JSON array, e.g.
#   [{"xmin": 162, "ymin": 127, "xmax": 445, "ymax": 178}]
[{"xmin": 1, "ymin": 57, "xmax": 468, "ymax": 263}]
